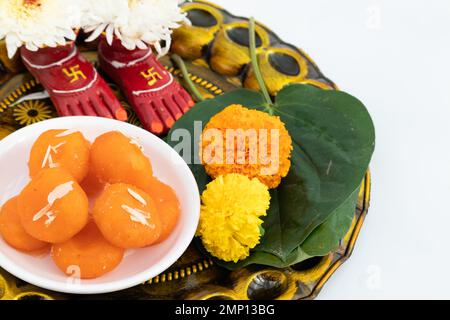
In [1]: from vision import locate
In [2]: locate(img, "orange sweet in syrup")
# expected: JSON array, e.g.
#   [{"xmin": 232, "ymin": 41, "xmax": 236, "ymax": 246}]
[
  {"xmin": 80, "ymin": 167, "xmax": 106, "ymax": 212},
  {"xmin": 80, "ymin": 167, "xmax": 105, "ymax": 199},
  {"xmin": 90, "ymin": 131, "xmax": 153, "ymax": 190},
  {"xmin": 52, "ymin": 221, "xmax": 124, "ymax": 279},
  {"xmin": 144, "ymin": 177, "xmax": 180, "ymax": 243},
  {"xmin": 0, "ymin": 196, "xmax": 49, "ymax": 252},
  {"xmin": 28, "ymin": 129, "xmax": 90, "ymax": 182},
  {"xmin": 18, "ymin": 168, "xmax": 89, "ymax": 244},
  {"xmin": 93, "ymin": 183, "xmax": 162, "ymax": 249}
]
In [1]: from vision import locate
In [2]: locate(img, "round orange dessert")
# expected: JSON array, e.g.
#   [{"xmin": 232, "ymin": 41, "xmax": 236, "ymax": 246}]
[
  {"xmin": 80, "ymin": 167, "xmax": 105, "ymax": 212},
  {"xmin": 18, "ymin": 168, "xmax": 89, "ymax": 244},
  {"xmin": 52, "ymin": 222, "xmax": 124, "ymax": 279},
  {"xmin": 0, "ymin": 196, "xmax": 48, "ymax": 252},
  {"xmin": 80, "ymin": 167, "xmax": 105, "ymax": 199},
  {"xmin": 93, "ymin": 183, "xmax": 162, "ymax": 248},
  {"xmin": 90, "ymin": 131, "xmax": 153, "ymax": 190},
  {"xmin": 28, "ymin": 129, "xmax": 90, "ymax": 182},
  {"xmin": 144, "ymin": 177, "xmax": 180, "ymax": 243}
]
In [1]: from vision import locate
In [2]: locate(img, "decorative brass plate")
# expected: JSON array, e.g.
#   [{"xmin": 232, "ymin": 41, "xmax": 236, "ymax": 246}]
[{"xmin": 0, "ymin": 0, "xmax": 371, "ymax": 300}]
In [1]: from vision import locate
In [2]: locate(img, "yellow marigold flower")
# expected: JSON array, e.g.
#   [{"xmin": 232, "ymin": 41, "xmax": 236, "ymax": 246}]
[
  {"xmin": 198, "ymin": 174, "xmax": 271, "ymax": 263},
  {"xmin": 200, "ymin": 104, "xmax": 293, "ymax": 189}
]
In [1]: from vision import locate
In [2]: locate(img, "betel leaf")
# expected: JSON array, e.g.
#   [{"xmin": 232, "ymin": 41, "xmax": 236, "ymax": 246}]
[
  {"xmin": 216, "ymin": 247, "xmax": 312, "ymax": 270},
  {"xmin": 300, "ymin": 187, "xmax": 359, "ymax": 256},
  {"xmin": 196, "ymin": 238, "xmax": 312, "ymax": 270},
  {"xmin": 167, "ymin": 83, "xmax": 375, "ymax": 265}
]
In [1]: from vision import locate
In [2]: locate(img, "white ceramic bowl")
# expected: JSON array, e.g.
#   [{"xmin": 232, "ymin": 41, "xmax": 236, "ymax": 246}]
[{"xmin": 0, "ymin": 116, "xmax": 200, "ymax": 294}]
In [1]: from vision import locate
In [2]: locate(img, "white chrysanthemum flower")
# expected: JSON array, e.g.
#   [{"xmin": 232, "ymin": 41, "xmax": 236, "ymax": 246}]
[
  {"xmin": 0, "ymin": 0, "xmax": 82, "ymax": 58},
  {"xmin": 82, "ymin": 0, "xmax": 190, "ymax": 56}
]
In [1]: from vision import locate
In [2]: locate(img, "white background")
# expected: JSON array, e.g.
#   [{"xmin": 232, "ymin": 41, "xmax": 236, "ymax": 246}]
[{"xmin": 213, "ymin": 0, "xmax": 450, "ymax": 299}]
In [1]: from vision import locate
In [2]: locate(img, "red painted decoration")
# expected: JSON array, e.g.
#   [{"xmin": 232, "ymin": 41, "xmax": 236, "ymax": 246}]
[
  {"xmin": 98, "ymin": 38, "xmax": 194, "ymax": 135},
  {"xmin": 20, "ymin": 44, "xmax": 128, "ymax": 121},
  {"xmin": 23, "ymin": 0, "xmax": 40, "ymax": 6}
]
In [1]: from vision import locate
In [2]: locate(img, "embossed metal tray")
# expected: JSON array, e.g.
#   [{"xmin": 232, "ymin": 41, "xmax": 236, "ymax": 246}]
[{"xmin": 0, "ymin": 0, "xmax": 371, "ymax": 300}]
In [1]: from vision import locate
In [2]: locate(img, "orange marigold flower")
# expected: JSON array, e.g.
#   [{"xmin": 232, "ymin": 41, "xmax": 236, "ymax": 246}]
[{"xmin": 200, "ymin": 104, "xmax": 293, "ymax": 189}]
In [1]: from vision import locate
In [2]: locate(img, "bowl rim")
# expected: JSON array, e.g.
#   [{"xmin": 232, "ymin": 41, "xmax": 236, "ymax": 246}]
[{"xmin": 0, "ymin": 116, "xmax": 200, "ymax": 294}]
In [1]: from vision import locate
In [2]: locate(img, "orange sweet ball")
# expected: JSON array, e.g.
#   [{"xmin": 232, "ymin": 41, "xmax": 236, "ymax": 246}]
[
  {"xmin": 144, "ymin": 177, "xmax": 180, "ymax": 243},
  {"xmin": 52, "ymin": 222, "xmax": 124, "ymax": 279},
  {"xmin": 18, "ymin": 168, "xmax": 89, "ymax": 244},
  {"xmin": 80, "ymin": 167, "xmax": 106, "ymax": 213},
  {"xmin": 28, "ymin": 129, "xmax": 90, "ymax": 182},
  {"xmin": 80, "ymin": 167, "xmax": 105, "ymax": 199},
  {"xmin": 90, "ymin": 131, "xmax": 153, "ymax": 190},
  {"xmin": 93, "ymin": 183, "xmax": 162, "ymax": 249},
  {"xmin": 0, "ymin": 196, "xmax": 48, "ymax": 252}
]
